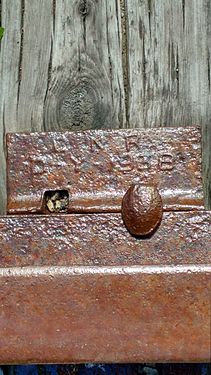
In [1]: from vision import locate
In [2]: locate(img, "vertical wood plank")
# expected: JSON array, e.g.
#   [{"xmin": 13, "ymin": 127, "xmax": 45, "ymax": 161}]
[
  {"xmin": 44, "ymin": 0, "xmax": 125, "ymax": 131},
  {"xmin": 0, "ymin": 0, "xmax": 53, "ymax": 214},
  {"xmin": 0, "ymin": 0, "xmax": 125, "ymax": 214},
  {"xmin": 0, "ymin": 1, "xmax": 22, "ymax": 214},
  {"xmin": 126, "ymin": 0, "xmax": 211, "ymax": 206},
  {"xmin": 15, "ymin": 1, "xmax": 53, "ymax": 132}
]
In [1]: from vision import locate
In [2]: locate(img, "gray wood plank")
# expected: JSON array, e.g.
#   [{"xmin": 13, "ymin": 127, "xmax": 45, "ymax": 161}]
[
  {"xmin": 0, "ymin": 0, "xmax": 125, "ymax": 214},
  {"xmin": 0, "ymin": 1, "xmax": 22, "ymax": 214},
  {"xmin": 0, "ymin": 1, "xmax": 53, "ymax": 214},
  {"xmin": 125, "ymin": 0, "xmax": 211, "ymax": 207},
  {"xmin": 44, "ymin": 0, "xmax": 126, "ymax": 132}
]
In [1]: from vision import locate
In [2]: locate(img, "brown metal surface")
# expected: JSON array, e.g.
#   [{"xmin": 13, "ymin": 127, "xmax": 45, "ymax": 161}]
[
  {"xmin": 1, "ymin": 127, "xmax": 210, "ymax": 364},
  {"xmin": 0, "ymin": 212, "xmax": 210, "ymax": 267},
  {"xmin": 0, "ymin": 211, "xmax": 210, "ymax": 363},
  {"xmin": 0, "ymin": 265, "xmax": 210, "ymax": 364},
  {"xmin": 7, "ymin": 127, "xmax": 204, "ymax": 214}
]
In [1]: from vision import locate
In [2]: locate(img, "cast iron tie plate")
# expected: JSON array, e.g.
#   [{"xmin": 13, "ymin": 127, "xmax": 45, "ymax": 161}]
[{"xmin": 7, "ymin": 127, "xmax": 204, "ymax": 214}]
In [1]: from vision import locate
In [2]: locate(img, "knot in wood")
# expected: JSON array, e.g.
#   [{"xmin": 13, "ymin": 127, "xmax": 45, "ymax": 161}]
[
  {"xmin": 59, "ymin": 84, "xmax": 94, "ymax": 130},
  {"xmin": 78, "ymin": 0, "xmax": 91, "ymax": 17},
  {"xmin": 122, "ymin": 184, "xmax": 163, "ymax": 236}
]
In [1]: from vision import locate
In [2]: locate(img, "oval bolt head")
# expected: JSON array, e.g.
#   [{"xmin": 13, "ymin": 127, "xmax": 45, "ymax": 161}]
[{"xmin": 122, "ymin": 184, "xmax": 163, "ymax": 236}]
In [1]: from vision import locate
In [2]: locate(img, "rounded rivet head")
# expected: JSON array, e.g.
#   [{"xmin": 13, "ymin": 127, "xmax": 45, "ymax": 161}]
[{"xmin": 122, "ymin": 184, "xmax": 163, "ymax": 236}]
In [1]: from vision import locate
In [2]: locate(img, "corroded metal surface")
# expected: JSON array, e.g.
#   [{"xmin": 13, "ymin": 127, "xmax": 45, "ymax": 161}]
[
  {"xmin": 0, "ymin": 211, "xmax": 210, "ymax": 363},
  {"xmin": 1, "ymin": 127, "xmax": 210, "ymax": 364},
  {"xmin": 0, "ymin": 212, "xmax": 210, "ymax": 267},
  {"xmin": 0, "ymin": 265, "xmax": 210, "ymax": 363},
  {"xmin": 7, "ymin": 127, "xmax": 204, "ymax": 214}
]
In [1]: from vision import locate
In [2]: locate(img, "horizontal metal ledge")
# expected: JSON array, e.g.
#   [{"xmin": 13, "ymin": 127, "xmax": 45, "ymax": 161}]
[
  {"xmin": 1, "ymin": 264, "xmax": 211, "ymax": 276},
  {"xmin": 0, "ymin": 264, "xmax": 211, "ymax": 277},
  {"xmin": 6, "ymin": 187, "xmax": 204, "ymax": 215},
  {"xmin": 0, "ymin": 211, "xmax": 210, "ymax": 267},
  {"xmin": 0, "ymin": 265, "xmax": 210, "ymax": 363}
]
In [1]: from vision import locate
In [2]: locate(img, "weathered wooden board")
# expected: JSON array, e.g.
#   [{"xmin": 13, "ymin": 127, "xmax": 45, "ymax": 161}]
[
  {"xmin": 0, "ymin": 0, "xmax": 210, "ymax": 214},
  {"xmin": 0, "ymin": 1, "xmax": 52, "ymax": 213},
  {"xmin": 0, "ymin": 1, "xmax": 210, "ymax": 213},
  {"xmin": 125, "ymin": 0, "xmax": 211, "ymax": 207}
]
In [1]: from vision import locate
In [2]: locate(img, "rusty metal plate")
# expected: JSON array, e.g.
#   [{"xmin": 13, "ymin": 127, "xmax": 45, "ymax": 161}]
[
  {"xmin": 0, "ymin": 212, "xmax": 210, "ymax": 267},
  {"xmin": 7, "ymin": 127, "xmax": 204, "ymax": 214},
  {"xmin": 2, "ymin": 127, "xmax": 210, "ymax": 364},
  {"xmin": 0, "ymin": 211, "xmax": 210, "ymax": 363},
  {"xmin": 0, "ymin": 265, "xmax": 210, "ymax": 363}
]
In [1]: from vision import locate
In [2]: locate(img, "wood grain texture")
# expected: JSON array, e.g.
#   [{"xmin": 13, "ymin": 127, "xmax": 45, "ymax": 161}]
[
  {"xmin": 0, "ymin": 1, "xmax": 22, "ymax": 214},
  {"xmin": 44, "ymin": 0, "xmax": 126, "ymax": 132},
  {"xmin": 125, "ymin": 0, "xmax": 211, "ymax": 207},
  {"xmin": 0, "ymin": 0, "xmax": 53, "ymax": 214},
  {"xmin": 0, "ymin": 0, "xmax": 210, "ymax": 214},
  {"xmin": 0, "ymin": 0, "xmax": 125, "ymax": 214}
]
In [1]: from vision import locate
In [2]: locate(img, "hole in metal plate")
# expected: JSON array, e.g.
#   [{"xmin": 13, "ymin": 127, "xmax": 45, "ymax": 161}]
[{"xmin": 44, "ymin": 190, "xmax": 69, "ymax": 213}]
